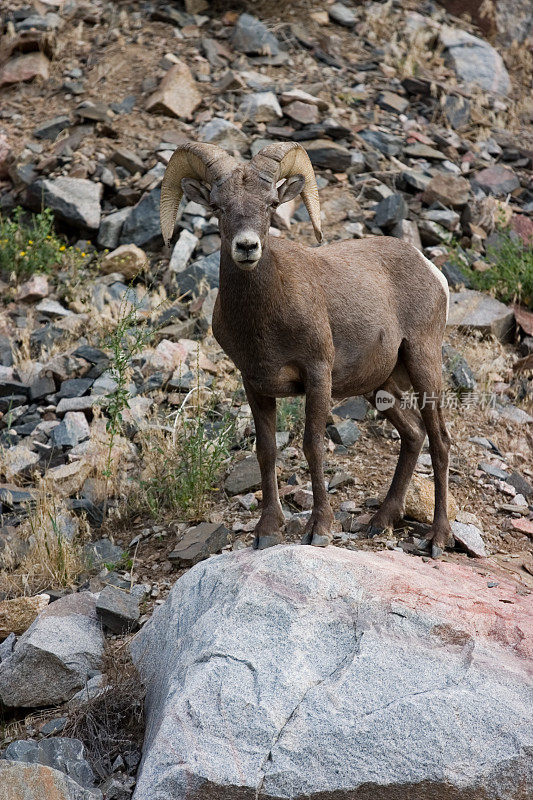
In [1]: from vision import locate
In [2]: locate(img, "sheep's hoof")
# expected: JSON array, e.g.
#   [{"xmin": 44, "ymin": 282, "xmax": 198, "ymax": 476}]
[
  {"xmin": 253, "ymin": 533, "xmax": 283, "ymax": 550},
  {"xmin": 367, "ymin": 524, "xmax": 385, "ymax": 539},
  {"xmin": 431, "ymin": 543, "xmax": 444, "ymax": 559},
  {"xmin": 310, "ymin": 533, "xmax": 331, "ymax": 547}
]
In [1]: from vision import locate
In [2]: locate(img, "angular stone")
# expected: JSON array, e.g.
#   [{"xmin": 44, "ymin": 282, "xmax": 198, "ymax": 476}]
[
  {"xmin": 27, "ymin": 177, "xmax": 102, "ymax": 231},
  {"xmin": 238, "ymin": 92, "xmax": 282, "ymax": 123},
  {"xmin": 332, "ymin": 396, "xmax": 369, "ymax": 421},
  {"xmin": 506, "ymin": 472, "xmax": 533, "ymax": 498},
  {"xmin": 378, "ymin": 91, "xmax": 408, "ymax": 114},
  {"xmin": 224, "ymin": 455, "xmax": 262, "ymax": 495},
  {"xmin": 422, "ymin": 208, "xmax": 460, "ymax": 231},
  {"xmin": 472, "ymin": 165, "xmax": 520, "ymax": 196},
  {"xmin": 0, "ymin": 593, "xmax": 104, "ymax": 707},
  {"xmin": 283, "ymin": 101, "xmax": 320, "ymax": 125},
  {"xmin": 51, "ymin": 411, "xmax": 90, "ymax": 447},
  {"xmin": 83, "ymin": 538, "xmax": 124, "ymax": 568},
  {"xmin": 451, "ymin": 521, "xmax": 487, "ymax": 558},
  {"xmin": 131, "ymin": 545, "xmax": 533, "ymax": 800},
  {"xmin": 448, "ymin": 289, "xmax": 515, "ymax": 342},
  {"xmin": 303, "ymin": 139, "xmax": 352, "ymax": 171},
  {"xmin": 359, "ymin": 129, "xmax": 402, "ymax": 156},
  {"xmin": 120, "ymin": 186, "xmax": 162, "ymax": 248},
  {"xmin": 5, "ymin": 737, "xmax": 96, "ymax": 791},
  {"xmin": 418, "ymin": 219, "xmax": 453, "ymax": 245},
  {"xmin": 0, "ymin": 594, "xmax": 49, "ymax": 639},
  {"xmin": 327, "ymin": 419, "xmax": 360, "ymax": 446},
  {"xmin": 373, "ymin": 194, "xmax": 407, "ymax": 229},
  {"xmin": 168, "ymin": 522, "xmax": 230, "ymax": 567},
  {"xmin": 110, "ymin": 146, "xmax": 144, "ymax": 175},
  {"xmin": 404, "ymin": 143, "xmax": 446, "ymax": 160},
  {"xmin": 146, "ymin": 62, "xmax": 202, "ymax": 120},
  {"xmin": 177, "ymin": 251, "xmax": 220, "ymax": 295},
  {"xmin": 169, "ymin": 229, "xmax": 199, "ymax": 273},
  {"xmin": 56, "ymin": 396, "xmax": 95, "ymax": 415},
  {"xmin": 36, "ymin": 298, "xmax": 73, "ymax": 317},
  {"xmin": 101, "ymin": 243, "xmax": 148, "ymax": 280},
  {"xmin": 232, "ymin": 14, "xmax": 281, "ymax": 56},
  {"xmin": 96, "ymin": 585, "xmax": 140, "ymax": 634},
  {"xmin": 0, "ymin": 52, "xmax": 49, "ymax": 88},
  {"xmin": 97, "ymin": 207, "xmax": 131, "ymax": 249},
  {"xmin": 328, "ymin": 2, "xmax": 357, "ymax": 26},
  {"xmin": 3, "ymin": 445, "xmax": 39, "ymax": 480},
  {"xmin": 33, "ymin": 115, "xmax": 70, "ymax": 140},
  {"xmin": 17, "ymin": 274, "xmax": 49, "ymax": 302},
  {"xmin": 422, "ymin": 174, "xmax": 471, "ymax": 208},
  {"xmin": 404, "ymin": 474, "xmax": 458, "ymax": 523},
  {"xmin": 442, "ymin": 343, "xmax": 476, "ymax": 392},
  {"xmin": 440, "ymin": 26, "xmax": 511, "ymax": 95},
  {"xmin": 199, "ymin": 117, "xmax": 250, "ymax": 154},
  {"xmin": 0, "ymin": 761, "xmax": 100, "ymax": 800},
  {"xmin": 443, "ymin": 94, "xmax": 470, "ymax": 129},
  {"xmin": 58, "ymin": 378, "xmax": 94, "ymax": 399}
]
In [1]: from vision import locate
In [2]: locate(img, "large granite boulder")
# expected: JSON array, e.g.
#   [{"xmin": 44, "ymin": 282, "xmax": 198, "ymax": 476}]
[
  {"xmin": 131, "ymin": 545, "xmax": 532, "ymax": 800},
  {"xmin": 0, "ymin": 593, "xmax": 104, "ymax": 707},
  {"xmin": 0, "ymin": 761, "xmax": 101, "ymax": 800}
]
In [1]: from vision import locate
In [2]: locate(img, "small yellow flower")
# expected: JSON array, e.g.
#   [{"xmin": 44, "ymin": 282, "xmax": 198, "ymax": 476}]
[
  {"xmin": 27, "ymin": 240, "xmax": 33, "ymax": 245},
  {"xmin": 59, "ymin": 245, "xmax": 66, "ymax": 251},
  {"xmin": 81, "ymin": 252, "xmax": 86, "ymax": 257},
  {"xmin": 19, "ymin": 251, "xmax": 26, "ymax": 257}
]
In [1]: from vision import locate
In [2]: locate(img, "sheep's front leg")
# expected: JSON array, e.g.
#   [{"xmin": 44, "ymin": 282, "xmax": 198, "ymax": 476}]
[
  {"xmin": 301, "ymin": 365, "xmax": 334, "ymax": 547},
  {"xmin": 244, "ymin": 380, "xmax": 285, "ymax": 550}
]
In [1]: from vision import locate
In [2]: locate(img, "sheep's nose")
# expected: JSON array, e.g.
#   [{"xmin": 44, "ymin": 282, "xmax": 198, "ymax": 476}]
[{"xmin": 232, "ymin": 230, "xmax": 262, "ymax": 268}]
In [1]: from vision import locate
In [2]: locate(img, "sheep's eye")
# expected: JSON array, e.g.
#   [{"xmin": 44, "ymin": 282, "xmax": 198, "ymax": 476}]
[{"xmin": 270, "ymin": 201, "xmax": 279, "ymax": 210}]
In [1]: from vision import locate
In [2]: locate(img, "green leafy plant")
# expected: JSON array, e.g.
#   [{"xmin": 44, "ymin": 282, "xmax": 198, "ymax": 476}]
[
  {"xmin": 276, "ymin": 396, "xmax": 305, "ymax": 434},
  {"xmin": 0, "ymin": 207, "xmax": 69, "ymax": 280},
  {"xmin": 449, "ymin": 227, "xmax": 533, "ymax": 309},
  {"xmin": 138, "ymin": 389, "xmax": 235, "ymax": 521}
]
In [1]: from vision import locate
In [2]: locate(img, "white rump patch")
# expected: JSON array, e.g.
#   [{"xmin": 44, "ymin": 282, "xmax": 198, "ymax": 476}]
[{"xmin": 421, "ymin": 254, "xmax": 449, "ymax": 321}]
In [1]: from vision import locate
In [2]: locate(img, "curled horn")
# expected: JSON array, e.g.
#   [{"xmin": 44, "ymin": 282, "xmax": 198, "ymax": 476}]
[
  {"xmin": 251, "ymin": 142, "xmax": 323, "ymax": 243},
  {"xmin": 160, "ymin": 142, "xmax": 238, "ymax": 246}
]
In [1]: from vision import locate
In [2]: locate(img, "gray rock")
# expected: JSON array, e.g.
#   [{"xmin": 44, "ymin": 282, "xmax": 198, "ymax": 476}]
[
  {"xmin": 443, "ymin": 94, "xmax": 470, "ymax": 129},
  {"xmin": 0, "ymin": 593, "xmax": 104, "ymax": 707},
  {"xmin": 56, "ymin": 396, "xmax": 96, "ymax": 415},
  {"xmin": 120, "ymin": 186, "xmax": 162, "ymax": 249},
  {"xmin": 27, "ymin": 178, "xmax": 102, "ymax": 231},
  {"xmin": 328, "ymin": 2, "xmax": 357, "ymax": 27},
  {"xmin": 35, "ymin": 298, "xmax": 73, "ymax": 318},
  {"xmin": 96, "ymin": 585, "xmax": 140, "ymax": 634},
  {"xmin": 377, "ymin": 90, "xmax": 408, "ymax": 114},
  {"xmin": 33, "ymin": 115, "xmax": 70, "ymax": 140},
  {"xmin": 224, "ymin": 455, "xmax": 262, "ymax": 495},
  {"xmin": 496, "ymin": 403, "xmax": 533, "ymax": 425},
  {"xmin": 97, "ymin": 207, "xmax": 131, "ymax": 250},
  {"xmin": 199, "ymin": 118, "xmax": 250, "ymax": 155},
  {"xmin": 169, "ymin": 229, "xmax": 199, "ymax": 273},
  {"xmin": 373, "ymin": 194, "xmax": 407, "ymax": 229},
  {"xmin": 332, "ymin": 396, "xmax": 369, "ymax": 421},
  {"xmin": 507, "ymin": 472, "xmax": 533, "ymax": 498},
  {"xmin": 238, "ymin": 92, "xmax": 282, "ymax": 123},
  {"xmin": 83, "ymin": 538, "xmax": 124, "ymax": 568},
  {"xmin": 50, "ymin": 411, "xmax": 90, "ymax": 447},
  {"xmin": 440, "ymin": 26, "xmax": 511, "ymax": 95},
  {"xmin": 0, "ymin": 761, "xmax": 101, "ymax": 800},
  {"xmin": 451, "ymin": 521, "xmax": 487, "ymax": 558},
  {"xmin": 4, "ymin": 737, "xmax": 96, "ymax": 791},
  {"xmin": 232, "ymin": 14, "xmax": 281, "ymax": 56},
  {"xmin": 441, "ymin": 261, "xmax": 472, "ymax": 289},
  {"xmin": 68, "ymin": 674, "xmax": 107, "ymax": 708},
  {"xmin": 131, "ymin": 545, "xmax": 533, "ymax": 800},
  {"xmin": 168, "ymin": 522, "xmax": 230, "ymax": 567},
  {"xmin": 29, "ymin": 372, "xmax": 56, "ymax": 400},
  {"xmin": 448, "ymin": 290, "xmax": 515, "ymax": 342},
  {"xmin": 358, "ymin": 128, "xmax": 402, "ymax": 156},
  {"xmin": 303, "ymin": 139, "xmax": 352, "ymax": 172},
  {"xmin": 177, "ymin": 251, "xmax": 220, "ymax": 296},
  {"xmin": 58, "ymin": 378, "xmax": 93, "ymax": 399},
  {"xmin": 479, "ymin": 462, "xmax": 510, "ymax": 481},
  {"xmin": 442, "ymin": 343, "xmax": 476, "ymax": 392},
  {"xmin": 472, "ymin": 165, "xmax": 520, "ymax": 197},
  {"xmin": 422, "ymin": 208, "xmax": 460, "ymax": 231},
  {"xmin": 327, "ymin": 418, "xmax": 360, "ymax": 446},
  {"xmin": 0, "ymin": 632, "xmax": 15, "ymax": 662}
]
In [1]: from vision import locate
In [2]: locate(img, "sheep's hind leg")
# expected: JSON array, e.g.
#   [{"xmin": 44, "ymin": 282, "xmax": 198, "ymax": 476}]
[
  {"xmin": 365, "ymin": 374, "xmax": 426, "ymax": 539},
  {"xmin": 402, "ymin": 343, "xmax": 452, "ymax": 559},
  {"xmin": 244, "ymin": 381, "xmax": 284, "ymax": 550},
  {"xmin": 301, "ymin": 365, "xmax": 334, "ymax": 547}
]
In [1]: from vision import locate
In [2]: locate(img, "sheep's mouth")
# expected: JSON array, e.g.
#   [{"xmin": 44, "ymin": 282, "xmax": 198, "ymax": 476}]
[{"xmin": 234, "ymin": 258, "xmax": 258, "ymax": 270}]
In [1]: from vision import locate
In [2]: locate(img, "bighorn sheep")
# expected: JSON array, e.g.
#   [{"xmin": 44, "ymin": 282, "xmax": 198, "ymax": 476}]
[{"xmin": 161, "ymin": 142, "xmax": 451, "ymax": 558}]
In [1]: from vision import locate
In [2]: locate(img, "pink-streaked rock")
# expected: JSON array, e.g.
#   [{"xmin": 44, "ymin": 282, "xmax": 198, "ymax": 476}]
[
  {"xmin": 146, "ymin": 61, "xmax": 202, "ymax": 120},
  {"xmin": 0, "ymin": 52, "xmax": 50, "ymax": 88},
  {"xmin": 132, "ymin": 545, "xmax": 532, "ymax": 800},
  {"xmin": 512, "ymin": 517, "xmax": 533, "ymax": 537},
  {"xmin": 16, "ymin": 274, "xmax": 49, "ymax": 302}
]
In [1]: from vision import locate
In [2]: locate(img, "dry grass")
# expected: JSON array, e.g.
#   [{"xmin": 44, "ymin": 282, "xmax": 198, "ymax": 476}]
[
  {"xmin": 0, "ymin": 479, "xmax": 87, "ymax": 598},
  {"xmin": 64, "ymin": 643, "xmax": 145, "ymax": 777}
]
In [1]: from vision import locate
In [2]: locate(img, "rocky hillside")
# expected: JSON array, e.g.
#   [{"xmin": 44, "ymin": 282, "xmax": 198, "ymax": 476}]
[{"xmin": 0, "ymin": 1, "xmax": 532, "ymax": 797}]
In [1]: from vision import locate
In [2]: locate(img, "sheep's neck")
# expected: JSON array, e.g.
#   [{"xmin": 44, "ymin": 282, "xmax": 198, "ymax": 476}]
[{"xmin": 218, "ymin": 239, "xmax": 279, "ymax": 322}]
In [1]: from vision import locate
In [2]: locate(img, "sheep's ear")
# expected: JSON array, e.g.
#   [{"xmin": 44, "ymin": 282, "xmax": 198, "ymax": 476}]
[
  {"xmin": 181, "ymin": 178, "xmax": 212, "ymax": 210},
  {"xmin": 277, "ymin": 174, "xmax": 305, "ymax": 205}
]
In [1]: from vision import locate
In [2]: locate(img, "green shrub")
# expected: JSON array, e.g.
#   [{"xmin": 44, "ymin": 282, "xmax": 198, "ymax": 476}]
[{"xmin": 0, "ymin": 207, "xmax": 67, "ymax": 280}]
